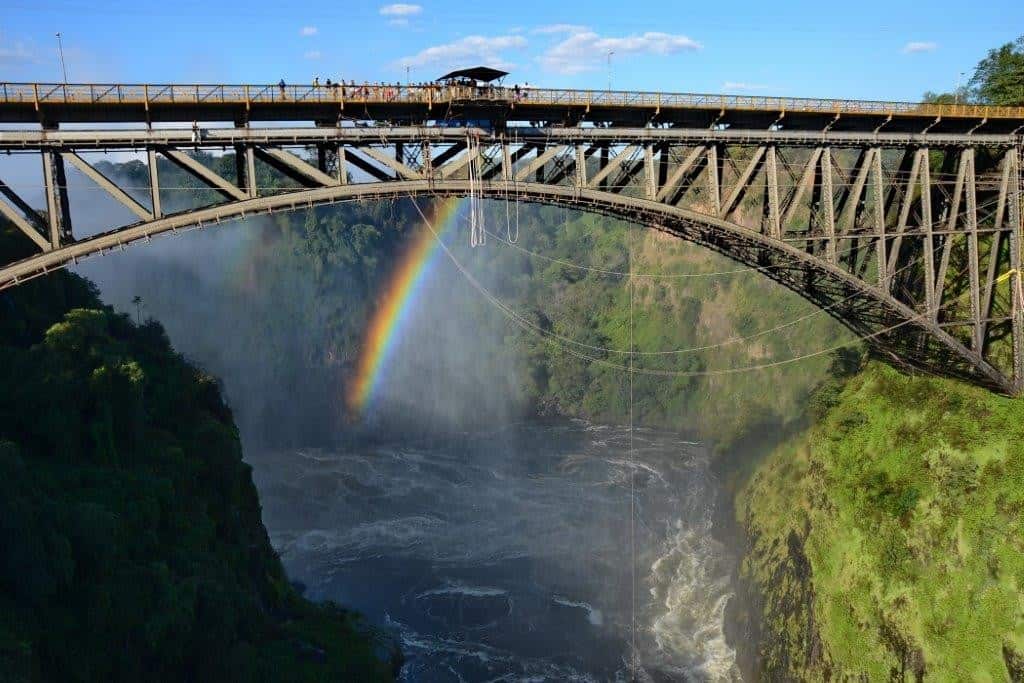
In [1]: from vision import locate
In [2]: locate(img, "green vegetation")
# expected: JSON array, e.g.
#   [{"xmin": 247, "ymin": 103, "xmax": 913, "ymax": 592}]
[
  {"xmin": 970, "ymin": 35, "xmax": 1024, "ymax": 106},
  {"xmin": 924, "ymin": 33, "xmax": 1024, "ymax": 105},
  {"xmin": 93, "ymin": 156, "xmax": 851, "ymax": 447},
  {"xmin": 738, "ymin": 361, "xmax": 1024, "ymax": 680},
  {"xmin": 468, "ymin": 204, "xmax": 851, "ymax": 446},
  {"xmin": 0, "ymin": 224, "xmax": 395, "ymax": 682}
]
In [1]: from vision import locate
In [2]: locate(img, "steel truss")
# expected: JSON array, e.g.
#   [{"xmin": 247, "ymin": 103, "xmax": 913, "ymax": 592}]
[{"xmin": 0, "ymin": 127, "xmax": 1021, "ymax": 395}]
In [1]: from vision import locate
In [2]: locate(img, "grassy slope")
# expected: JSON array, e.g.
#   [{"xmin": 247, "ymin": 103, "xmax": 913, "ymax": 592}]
[
  {"xmin": 0, "ymin": 226, "xmax": 395, "ymax": 682},
  {"xmin": 738, "ymin": 362, "xmax": 1024, "ymax": 680}
]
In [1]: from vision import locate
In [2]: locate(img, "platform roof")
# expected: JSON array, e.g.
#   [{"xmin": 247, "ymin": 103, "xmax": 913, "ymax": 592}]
[{"xmin": 437, "ymin": 66, "xmax": 509, "ymax": 82}]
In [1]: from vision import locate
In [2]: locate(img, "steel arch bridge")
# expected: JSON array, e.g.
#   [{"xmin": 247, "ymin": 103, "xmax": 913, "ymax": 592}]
[{"xmin": 0, "ymin": 83, "xmax": 1022, "ymax": 395}]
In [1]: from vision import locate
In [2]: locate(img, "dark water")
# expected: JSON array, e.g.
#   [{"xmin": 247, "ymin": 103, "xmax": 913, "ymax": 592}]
[{"xmin": 249, "ymin": 420, "xmax": 741, "ymax": 681}]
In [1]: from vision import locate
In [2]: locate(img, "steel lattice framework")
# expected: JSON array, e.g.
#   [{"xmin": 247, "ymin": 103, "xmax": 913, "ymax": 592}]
[{"xmin": 0, "ymin": 83, "xmax": 1022, "ymax": 395}]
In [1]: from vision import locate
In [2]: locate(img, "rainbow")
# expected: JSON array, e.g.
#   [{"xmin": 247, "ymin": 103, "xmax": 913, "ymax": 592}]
[{"xmin": 346, "ymin": 198, "xmax": 464, "ymax": 415}]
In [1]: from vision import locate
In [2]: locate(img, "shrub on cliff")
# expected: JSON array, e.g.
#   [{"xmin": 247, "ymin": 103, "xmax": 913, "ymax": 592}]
[{"xmin": 0, "ymin": 222, "xmax": 394, "ymax": 681}]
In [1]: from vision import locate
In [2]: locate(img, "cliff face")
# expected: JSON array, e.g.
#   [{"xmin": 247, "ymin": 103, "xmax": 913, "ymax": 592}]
[
  {"xmin": 737, "ymin": 362, "xmax": 1024, "ymax": 680},
  {"xmin": 0, "ymin": 226, "xmax": 395, "ymax": 682}
]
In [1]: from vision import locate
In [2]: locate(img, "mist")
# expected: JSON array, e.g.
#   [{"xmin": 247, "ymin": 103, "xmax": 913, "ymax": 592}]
[
  {"xmin": 74, "ymin": 187, "xmax": 529, "ymax": 450},
  {"xmin": 56, "ymin": 168, "xmax": 746, "ymax": 678}
]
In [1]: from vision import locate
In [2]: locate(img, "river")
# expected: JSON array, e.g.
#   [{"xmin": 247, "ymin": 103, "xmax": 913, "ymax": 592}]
[{"xmin": 249, "ymin": 420, "xmax": 742, "ymax": 682}]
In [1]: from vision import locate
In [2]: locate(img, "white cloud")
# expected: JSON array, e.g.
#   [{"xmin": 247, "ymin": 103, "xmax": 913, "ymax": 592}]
[
  {"xmin": 388, "ymin": 18, "xmax": 410, "ymax": 27},
  {"xmin": 532, "ymin": 24, "xmax": 589, "ymax": 35},
  {"xmin": 721, "ymin": 81, "xmax": 771, "ymax": 91},
  {"xmin": 539, "ymin": 30, "xmax": 701, "ymax": 75},
  {"xmin": 397, "ymin": 34, "xmax": 528, "ymax": 70},
  {"xmin": 903, "ymin": 41, "xmax": 937, "ymax": 54},
  {"xmin": 300, "ymin": 26, "xmax": 318, "ymax": 37},
  {"xmin": 380, "ymin": 3, "xmax": 422, "ymax": 16},
  {"xmin": 304, "ymin": 50, "xmax": 322, "ymax": 60}
]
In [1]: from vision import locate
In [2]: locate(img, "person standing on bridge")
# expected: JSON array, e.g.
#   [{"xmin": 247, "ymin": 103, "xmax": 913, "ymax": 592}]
[{"xmin": 278, "ymin": 79, "xmax": 286, "ymax": 98}]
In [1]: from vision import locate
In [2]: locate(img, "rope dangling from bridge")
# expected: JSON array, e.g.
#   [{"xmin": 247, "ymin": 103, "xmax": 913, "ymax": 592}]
[
  {"xmin": 467, "ymin": 132, "xmax": 487, "ymax": 248},
  {"xmin": 468, "ymin": 133, "xmax": 478, "ymax": 247},
  {"xmin": 504, "ymin": 169, "xmax": 520, "ymax": 244},
  {"xmin": 507, "ymin": 132, "xmax": 520, "ymax": 244}
]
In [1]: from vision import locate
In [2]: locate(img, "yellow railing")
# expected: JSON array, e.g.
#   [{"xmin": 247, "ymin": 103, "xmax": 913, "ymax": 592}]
[{"xmin": 2, "ymin": 82, "xmax": 1023, "ymax": 120}]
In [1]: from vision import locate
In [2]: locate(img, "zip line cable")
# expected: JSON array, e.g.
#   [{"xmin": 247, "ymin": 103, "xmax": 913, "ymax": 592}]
[
  {"xmin": 409, "ymin": 196, "xmax": 1000, "ymax": 380},
  {"xmin": 438, "ymin": 211, "xmax": 988, "ymax": 358},
  {"xmin": 627, "ymin": 204, "xmax": 638, "ymax": 679},
  {"xmin": 471, "ymin": 192, "xmax": 1004, "ymax": 281}
]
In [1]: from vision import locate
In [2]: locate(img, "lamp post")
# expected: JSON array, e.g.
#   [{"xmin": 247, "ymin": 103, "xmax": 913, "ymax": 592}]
[
  {"xmin": 955, "ymin": 71, "xmax": 965, "ymax": 104},
  {"xmin": 607, "ymin": 50, "xmax": 614, "ymax": 92},
  {"xmin": 55, "ymin": 32, "xmax": 68, "ymax": 84}
]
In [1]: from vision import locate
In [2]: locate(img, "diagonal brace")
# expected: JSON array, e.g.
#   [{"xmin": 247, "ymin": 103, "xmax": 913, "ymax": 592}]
[
  {"xmin": 256, "ymin": 147, "xmax": 341, "ymax": 187},
  {"xmin": 161, "ymin": 148, "xmax": 247, "ymax": 201},
  {"xmin": 62, "ymin": 152, "xmax": 154, "ymax": 221}
]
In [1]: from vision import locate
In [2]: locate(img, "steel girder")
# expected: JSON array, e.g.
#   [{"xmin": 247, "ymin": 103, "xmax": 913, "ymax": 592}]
[{"xmin": 0, "ymin": 129, "xmax": 1021, "ymax": 395}]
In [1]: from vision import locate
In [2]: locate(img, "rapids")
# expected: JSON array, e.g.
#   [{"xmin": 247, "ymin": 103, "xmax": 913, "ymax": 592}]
[{"xmin": 250, "ymin": 420, "xmax": 742, "ymax": 681}]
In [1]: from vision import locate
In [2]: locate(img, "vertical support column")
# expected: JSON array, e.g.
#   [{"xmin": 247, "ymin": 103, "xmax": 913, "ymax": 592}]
[
  {"xmin": 1008, "ymin": 146, "xmax": 1023, "ymax": 394},
  {"xmin": 422, "ymin": 141, "xmax": 432, "ymax": 181},
  {"xmin": 246, "ymin": 145, "xmax": 257, "ymax": 197},
  {"xmin": 706, "ymin": 144, "xmax": 720, "ymax": 216},
  {"xmin": 872, "ymin": 148, "xmax": 887, "ymax": 288},
  {"xmin": 599, "ymin": 146, "xmax": 609, "ymax": 191},
  {"xmin": 887, "ymin": 148, "xmax": 925, "ymax": 292},
  {"xmin": 932, "ymin": 149, "xmax": 967, "ymax": 320},
  {"xmin": 234, "ymin": 144, "xmax": 249, "ymax": 198},
  {"xmin": 965, "ymin": 148, "xmax": 982, "ymax": 352},
  {"xmin": 575, "ymin": 144, "xmax": 587, "ymax": 188},
  {"xmin": 643, "ymin": 144, "xmax": 656, "ymax": 200},
  {"xmin": 53, "ymin": 153, "xmax": 72, "ymax": 241},
  {"xmin": 41, "ymin": 151, "xmax": 64, "ymax": 248},
  {"xmin": 335, "ymin": 145, "xmax": 347, "ymax": 185},
  {"xmin": 921, "ymin": 147, "xmax": 937, "ymax": 316},
  {"xmin": 820, "ymin": 147, "xmax": 836, "ymax": 263},
  {"xmin": 147, "ymin": 148, "xmax": 163, "ymax": 219},
  {"xmin": 317, "ymin": 144, "xmax": 328, "ymax": 173},
  {"xmin": 980, "ymin": 158, "xmax": 1010, "ymax": 348},
  {"xmin": 243, "ymin": 145, "xmax": 257, "ymax": 198},
  {"xmin": 765, "ymin": 144, "xmax": 781, "ymax": 238},
  {"xmin": 501, "ymin": 142, "xmax": 512, "ymax": 181},
  {"xmin": 658, "ymin": 144, "xmax": 670, "ymax": 192}
]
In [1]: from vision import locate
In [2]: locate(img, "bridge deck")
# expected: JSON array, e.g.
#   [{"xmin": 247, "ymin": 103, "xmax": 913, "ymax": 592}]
[{"xmin": 3, "ymin": 82, "xmax": 1024, "ymax": 134}]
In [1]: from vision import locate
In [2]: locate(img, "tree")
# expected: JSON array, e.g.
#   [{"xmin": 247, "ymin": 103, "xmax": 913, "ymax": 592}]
[
  {"xmin": 969, "ymin": 35, "xmax": 1024, "ymax": 105},
  {"xmin": 921, "ymin": 90, "xmax": 965, "ymax": 105},
  {"xmin": 131, "ymin": 295, "xmax": 143, "ymax": 324}
]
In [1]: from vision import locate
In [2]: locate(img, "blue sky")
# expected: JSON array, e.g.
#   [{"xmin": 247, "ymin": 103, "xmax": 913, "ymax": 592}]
[{"xmin": 0, "ymin": 0, "xmax": 1022, "ymax": 101}]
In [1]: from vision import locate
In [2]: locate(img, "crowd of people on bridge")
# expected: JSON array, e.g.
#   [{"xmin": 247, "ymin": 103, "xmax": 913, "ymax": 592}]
[{"xmin": 274, "ymin": 78, "xmax": 533, "ymax": 102}]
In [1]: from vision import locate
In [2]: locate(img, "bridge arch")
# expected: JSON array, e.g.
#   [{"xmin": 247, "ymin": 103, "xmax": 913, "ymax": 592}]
[{"xmin": 0, "ymin": 179, "xmax": 1012, "ymax": 394}]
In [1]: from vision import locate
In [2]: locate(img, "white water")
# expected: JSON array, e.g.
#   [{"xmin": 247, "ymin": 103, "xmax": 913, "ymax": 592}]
[{"xmin": 251, "ymin": 421, "xmax": 742, "ymax": 681}]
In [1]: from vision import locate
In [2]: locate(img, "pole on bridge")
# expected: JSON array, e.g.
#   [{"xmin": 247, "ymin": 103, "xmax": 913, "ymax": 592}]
[{"xmin": 55, "ymin": 33, "xmax": 68, "ymax": 84}]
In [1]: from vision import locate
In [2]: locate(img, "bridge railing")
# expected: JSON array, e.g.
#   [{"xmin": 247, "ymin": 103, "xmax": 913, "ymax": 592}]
[{"xmin": 3, "ymin": 82, "xmax": 1024, "ymax": 120}]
